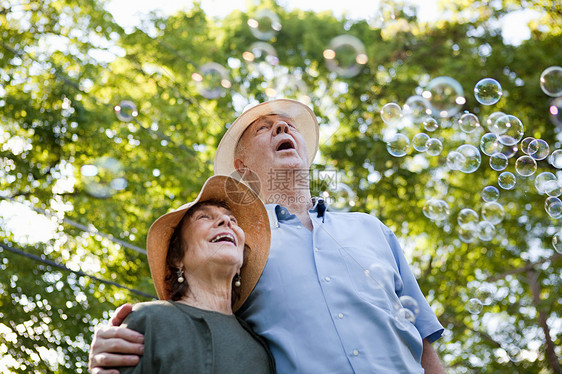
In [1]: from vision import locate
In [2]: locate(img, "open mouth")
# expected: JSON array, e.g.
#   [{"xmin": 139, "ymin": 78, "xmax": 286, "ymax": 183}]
[
  {"xmin": 276, "ymin": 139, "xmax": 295, "ymax": 151},
  {"xmin": 210, "ymin": 233, "xmax": 236, "ymax": 245}
]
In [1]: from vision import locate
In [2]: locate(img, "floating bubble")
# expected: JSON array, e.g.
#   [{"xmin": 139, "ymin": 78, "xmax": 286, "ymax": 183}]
[
  {"xmin": 539, "ymin": 66, "xmax": 562, "ymax": 97},
  {"xmin": 422, "ymin": 76, "xmax": 465, "ymax": 118},
  {"xmin": 397, "ymin": 295, "xmax": 420, "ymax": 323},
  {"xmin": 323, "ymin": 35, "xmax": 368, "ymax": 78},
  {"xmin": 545, "ymin": 196, "xmax": 562, "ymax": 219},
  {"xmin": 381, "ymin": 103, "xmax": 402, "ymax": 125},
  {"xmin": 528, "ymin": 139, "xmax": 549, "ymax": 160},
  {"xmin": 485, "ymin": 111, "xmax": 505, "ymax": 131},
  {"xmin": 242, "ymin": 42, "xmax": 280, "ymax": 66},
  {"xmin": 499, "ymin": 143, "xmax": 519, "ymax": 159},
  {"xmin": 458, "ymin": 112, "xmax": 480, "ymax": 133},
  {"xmin": 550, "ymin": 97, "xmax": 562, "ymax": 126},
  {"xmin": 459, "ymin": 226, "xmax": 477, "ymax": 243},
  {"xmin": 549, "ymin": 150, "xmax": 562, "ymax": 168},
  {"xmin": 493, "ymin": 115, "xmax": 524, "ymax": 146},
  {"xmin": 520, "ymin": 137, "xmax": 535, "ymax": 154},
  {"xmin": 482, "ymin": 186, "xmax": 499, "ymax": 202},
  {"xmin": 412, "ymin": 133, "xmax": 430, "ymax": 152},
  {"xmin": 423, "ymin": 199, "xmax": 450, "ymax": 221},
  {"xmin": 544, "ymin": 180, "xmax": 562, "ymax": 197},
  {"xmin": 422, "ymin": 117, "xmax": 439, "ymax": 132},
  {"xmin": 477, "ymin": 221, "xmax": 496, "ymax": 241},
  {"xmin": 327, "ymin": 183, "xmax": 357, "ymax": 212},
  {"xmin": 114, "ymin": 100, "xmax": 138, "ymax": 122},
  {"xmin": 458, "ymin": 208, "xmax": 479, "ymax": 229},
  {"xmin": 480, "ymin": 133, "xmax": 501, "ymax": 156},
  {"xmin": 247, "ymin": 9, "xmax": 282, "ymax": 40},
  {"xmin": 475, "ymin": 285, "xmax": 495, "ymax": 305},
  {"xmin": 456, "ymin": 144, "xmax": 481, "ymax": 173},
  {"xmin": 367, "ymin": 1, "xmax": 396, "ymax": 28},
  {"xmin": 489, "ymin": 152, "xmax": 508, "ymax": 171},
  {"xmin": 386, "ymin": 133, "xmax": 410, "ymax": 157},
  {"xmin": 535, "ymin": 172, "xmax": 557, "ymax": 194},
  {"xmin": 82, "ymin": 157, "xmax": 127, "ymax": 198},
  {"xmin": 467, "ymin": 298, "xmax": 483, "ymax": 314},
  {"xmin": 553, "ymin": 231, "xmax": 562, "ymax": 253},
  {"xmin": 447, "ymin": 151, "xmax": 466, "ymax": 170},
  {"xmin": 365, "ymin": 262, "xmax": 394, "ymax": 291},
  {"xmin": 474, "ymin": 78, "xmax": 503, "ymax": 105},
  {"xmin": 498, "ymin": 171, "xmax": 516, "ymax": 190},
  {"xmin": 192, "ymin": 62, "xmax": 231, "ymax": 99},
  {"xmin": 515, "ymin": 155, "xmax": 537, "ymax": 176},
  {"xmin": 403, "ymin": 96, "xmax": 431, "ymax": 123},
  {"xmin": 426, "ymin": 138, "xmax": 443, "ymax": 156},
  {"xmin": 482, "ymin": 202, "xmax": 505, "ymax": 225}
]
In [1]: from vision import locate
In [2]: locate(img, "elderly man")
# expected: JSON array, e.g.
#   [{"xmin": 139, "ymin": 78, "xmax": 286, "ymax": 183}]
[{"xmin": 89, "ymin": 99, "xmax": 446, "ymax": 373}]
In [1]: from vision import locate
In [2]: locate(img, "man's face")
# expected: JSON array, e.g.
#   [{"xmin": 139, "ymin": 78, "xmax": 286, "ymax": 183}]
[{"xmin": 234, "ymin": 114, "xmax": 309, "ymax": 181}]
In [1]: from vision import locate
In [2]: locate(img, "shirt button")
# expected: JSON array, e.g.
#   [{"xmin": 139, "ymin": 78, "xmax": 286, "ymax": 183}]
[
  {"xmin": 324, "ymin": 276, "xmax": 331, "ymax": 282},
  {"xmin": 314, "ymin": 247, "xmax": 319, "ymax": 252},
  {"xmin": 296, "ymin": 225, "xmax": 302, "ymax": 229},
  {"xmin": 338, "ymin": 313, "xmax": 344, "ymax": 319},
  {"xmin": 353, "ymin": 350, "xmax": 359, "ymax": 356}
]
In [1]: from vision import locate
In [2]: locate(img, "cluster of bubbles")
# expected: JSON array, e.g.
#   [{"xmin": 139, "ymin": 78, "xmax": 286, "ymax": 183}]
[
  {"xmin": 80, "ymin": 157, "xmax": 127, "ymax": 198},
  {"xmin": 383, "ymin": 67, "xmax": 562, "ymax": 251},
  {"xmin": 466, "ymin": 283, "xmax": 496, "ymax": 315}
]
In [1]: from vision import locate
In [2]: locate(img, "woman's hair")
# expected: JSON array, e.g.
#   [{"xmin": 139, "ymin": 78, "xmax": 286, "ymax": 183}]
[{"xmin": 164, "ymin": 200, "xmax": 249, "ymax": 306}]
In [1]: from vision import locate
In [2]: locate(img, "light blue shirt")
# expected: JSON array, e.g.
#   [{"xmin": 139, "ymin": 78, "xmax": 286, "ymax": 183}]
[{"xmin": 238, "ymin": 200, "xmax": 444, "ymax": 373}]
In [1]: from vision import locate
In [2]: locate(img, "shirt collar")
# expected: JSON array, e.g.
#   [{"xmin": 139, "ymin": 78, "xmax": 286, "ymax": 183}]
[{"xmin": 265, "ymin": 197, "xmax": 323, "ymax": 228}]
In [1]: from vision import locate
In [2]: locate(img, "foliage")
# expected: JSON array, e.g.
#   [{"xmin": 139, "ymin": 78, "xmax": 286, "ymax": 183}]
[{"xmin": 0, "ymin": 0, "xmax": 560, "ymax": 372}]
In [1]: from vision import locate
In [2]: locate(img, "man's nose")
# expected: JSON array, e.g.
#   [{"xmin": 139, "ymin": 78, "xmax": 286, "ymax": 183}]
[{"xmin": 273, "ymin": 121, "xmax": 289, "ymax": 135}]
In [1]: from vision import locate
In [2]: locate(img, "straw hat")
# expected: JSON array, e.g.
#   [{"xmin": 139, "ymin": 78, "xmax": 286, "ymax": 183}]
[
  {"xmin": 146, "ymin": 175, "xmax": 270, "ymax": 312},
  {"xmin": 214, "ymin": 99, "xmax": 319, "ymax": 177}
]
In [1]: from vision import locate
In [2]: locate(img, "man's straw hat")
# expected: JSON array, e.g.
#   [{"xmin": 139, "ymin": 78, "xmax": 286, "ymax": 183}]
[
  {"xmin": 146, "ymin": 175, "xmax": 270, "ymax": 312},
  {"xmin": 214, "ymin": 99, "xmax": 319, "ymax": 177}
]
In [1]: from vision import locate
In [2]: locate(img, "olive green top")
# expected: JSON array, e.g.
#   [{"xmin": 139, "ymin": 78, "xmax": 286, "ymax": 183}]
[{"xmin": 118, "ymin": 300, "xmax": 275, "ymax": 374}]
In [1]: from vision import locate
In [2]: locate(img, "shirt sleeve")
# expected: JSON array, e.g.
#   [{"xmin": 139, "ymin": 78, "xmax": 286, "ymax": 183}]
[{"xmin": 383, "ymin": 225, "xmax": 444, "ymax": 343}]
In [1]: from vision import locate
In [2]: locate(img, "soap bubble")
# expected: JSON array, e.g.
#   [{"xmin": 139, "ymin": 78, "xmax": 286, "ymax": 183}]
[
  {"xmin": 367, "ymin": 1, "xmax": 396, "ymax": 28},
  {"xmin": 475, "ymin": 285, "xmax": 495, "ymax": 305},
  {"xmin": 397, "ymin": 295, "xmax": 420, "ymax": 323},
  {"xmin": 192, "ymin": 62, "xmax": 231, "ymax": 99},
  {"xmin": 515, "ymin": 155, "xmax": 537, "ymax": 176},
  {"xmin": 323, "ymin": 35, "xmax": 368, "ymax": 78},
  {"xmin": 485, "ymin": 111, "xmax": 505, "ymax": 131},
  {"xmin": 535, "ymin": 172, "xmax": 557, "ymax": 194},
  {"xmin": 247, "ymin": 9, "xmax": 282, "ymax": 40},
  {"xmin": 549, "ymin": 150, "xmax": 562, "ymax": 168},
  {"xmin": 480, "ymin": 133, "xmax": 501, "ymax": 156},
  {"xmin": 422, "ymin": 117, "xmax": 439, "ymax": 132},
  {"xmin": 493, "ymin": 115, "xmax": 524, "ymax": 146},
  {"xmin": 422, "ymin": 76, "xmax": 465, "ymax": 118},
  {"xmin": 544, "ymin": 180, "xmax": 562, "ymax": 197},
  {"xmin": 474, "ymin": 78, "xmax": 503, "ymax": 105},
  {"xmin": 477, "ymin": 221, "xmax": 496, "ymax": 241},
  {"xmin": 481, "ymin": 186, "xmax": 499, "ymax": 202},
  {"xmin": 550, "ymin": 97, "xmax": 562, "ymax": 126},
  {"xmin": 412, "ymin": 133, "xmax": 430, "ymax": 152},
  {"xmin": 365, "ymin": 262, "xmax": 394, "ymax": 290},
  {"xmin": 553, "ymin": 231, "xmax": 562, "ymax": 254},
  {"xmin": 528, "ymin": 139, "xmax": 549, "ymax": 160},
  {"xmin": 482, "ymin": 202, "xmax": 505, "ymax": 225},
  {"xmin": 327, "ymin": 183, "xmax": 357, "ymax": 211},
  {"xmin": 545, "ymin": 196, "xmax": 562, "ymax": 219},
  {"xmin": 499, "ymin": 144, "xmax": 519, "ymax": 159},
  {"xmin": 498, "ymin": 171, "xmax": 516, "ymax": 190},
  {"xmin": 520, "ymin": 137, "xmax": 535, "ymax": 154},
  {"xmin": 458, "ymin": 112, "xmax": 480, "ymax": 133},
  {"xmin": 381, "ymin": 103, "xmax": 403, "ymax": 125},
  {"xmin": 114, "ymin": 100, "xmax": 138, "ymax": 122},
  {"xmin": 426, "ymin": 138, "xmax": 443, "ymax": 156},
  {"xmin": 458, "ymin": 208, "xmax": 479, "ymax": 229},
  {"xmin": 489, "ymin": 152, "xmax": 508, "ymax": 171},
  {"xmin": 386, "ymin": 133, "xmax": 410, "ymax": 157},
  {"xmin": 447, "ymin": 151, "xmax": 466, "ymax": 170},
  {"xmin": 467, "ymin": 298, "xmax": 483, "ymax": 314},
  {"xmin": 539, "ymin": 66, "xmax": 562, "ymax": 97},
  {"xmin": 82, "ymin": 157, "xmax": 127, "ymax": 198},
  {"xmin": 456, "ymin": 144, "xmax": 481, "ymax": 173},
  {"xmin": 242, "ymin": 42, "xmax": 279, "ymax": 65},
  {"xmin": 423, "ymin": 199, "xmax": 450, "ymax": 221},
  {"xmin": 403, "ymin": 96, "xmax": 432, "ymax": 123},
  {"xmin": 459, "ymin": 226, "xmax": 477, "ymax": 243}
]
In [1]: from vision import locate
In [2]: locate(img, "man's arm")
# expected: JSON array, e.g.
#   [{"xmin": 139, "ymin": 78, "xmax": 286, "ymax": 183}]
[
  {"xmin": 421, "ymin": 338, "xmax": 446, "ymax": 374},
  {"xmin": 89, "ymin": 304, "xmax": 145, "ymax": 374}
]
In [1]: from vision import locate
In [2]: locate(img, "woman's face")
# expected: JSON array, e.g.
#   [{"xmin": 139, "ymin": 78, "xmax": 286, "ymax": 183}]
[{"xmin": 180, "ymin": 204, "xmax": 245, "ymax": 274}]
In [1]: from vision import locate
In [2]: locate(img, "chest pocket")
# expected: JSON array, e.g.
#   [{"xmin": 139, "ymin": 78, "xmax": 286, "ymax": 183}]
[{"xmin": 338, "ymin": 245, "xmax": 403, "ymax": 313}]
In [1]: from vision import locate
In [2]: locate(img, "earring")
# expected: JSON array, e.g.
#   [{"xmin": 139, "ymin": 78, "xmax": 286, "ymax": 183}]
[
  {"xmin": 177, "ymin": 268, "xmax": 185, "ymax": 283},
  {"xmin": 233, "ymin": 273, "xmax": 241, "ymax": 287}
]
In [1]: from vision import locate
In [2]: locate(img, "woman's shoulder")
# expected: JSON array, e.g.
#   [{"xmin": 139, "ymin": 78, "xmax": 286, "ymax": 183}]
[{"xmin": 124, "ymin": 301, "xmax": 199, "ymax": 327}]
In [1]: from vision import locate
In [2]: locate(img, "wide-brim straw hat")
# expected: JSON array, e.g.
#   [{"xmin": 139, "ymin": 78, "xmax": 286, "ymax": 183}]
[
  {"xmin": 214, "ymin": 99, "xmax": 319, "ymax": 177},
  {"xmin": 146, "ymin": 175, "xmax": 270, "ymax": 312}
]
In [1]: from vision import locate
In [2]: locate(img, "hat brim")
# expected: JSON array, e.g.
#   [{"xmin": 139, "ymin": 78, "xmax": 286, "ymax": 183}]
[
  {"xmin": 214, "ymin": 99, "xmax": 319, "ymax": 178},
  {"xmin": 146, "ymin": 175, "xmax": 270, "ymax": 312}
]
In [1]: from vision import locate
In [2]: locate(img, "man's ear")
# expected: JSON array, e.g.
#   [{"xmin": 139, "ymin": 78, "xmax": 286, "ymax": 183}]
[{"xmin": 234, "ymin": 158, "xmax": 246, "ymax": 173}]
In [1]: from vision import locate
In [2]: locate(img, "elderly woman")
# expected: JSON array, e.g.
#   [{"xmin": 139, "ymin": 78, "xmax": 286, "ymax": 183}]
[{"xmin": 118, "ymin": 175, "xmax": 274, "ymax": 373}]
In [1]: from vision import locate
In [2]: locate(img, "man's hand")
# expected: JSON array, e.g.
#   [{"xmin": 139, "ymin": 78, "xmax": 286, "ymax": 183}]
[{"xmin": 88, "ymin": 304, "xmax": 145, "ymax": 374}]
